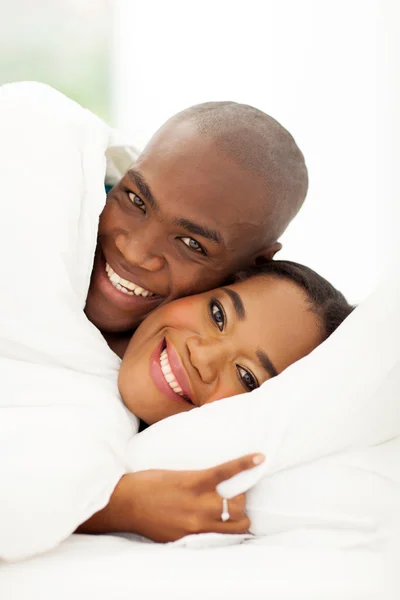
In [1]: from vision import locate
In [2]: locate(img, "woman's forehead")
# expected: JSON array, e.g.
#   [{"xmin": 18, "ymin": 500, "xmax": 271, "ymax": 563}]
[
  {"xmin": 227, "ymin": 276, "xmax": 311, "ymax": 330},
  {"xmin": 229, "ymin": 276, "xmax": 321, "ymax": 371}
]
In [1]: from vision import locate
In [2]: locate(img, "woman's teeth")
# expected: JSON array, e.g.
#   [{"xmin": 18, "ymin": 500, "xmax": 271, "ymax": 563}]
[
  {"xmin": 105, "ymin": 263, "xmax": 154, "ymax": 297},
  {"xmin": 159, "ymin": 348, "xmax": 185, "ymax": 396}
]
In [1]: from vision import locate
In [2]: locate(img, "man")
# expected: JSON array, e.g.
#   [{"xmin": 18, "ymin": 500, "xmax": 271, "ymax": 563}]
[{"xmin": 86, "ymin": 101, "xmax": 308, "ymax": 354}]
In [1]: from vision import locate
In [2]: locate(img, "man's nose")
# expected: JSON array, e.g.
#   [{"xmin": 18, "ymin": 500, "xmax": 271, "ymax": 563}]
[
  {"xmin": 186, "ymin": 335, "xmax": 228, "ymax": 384},
  {"xmin": 114, "ymin": 227, "xmax": 165, "ymax": 272}
]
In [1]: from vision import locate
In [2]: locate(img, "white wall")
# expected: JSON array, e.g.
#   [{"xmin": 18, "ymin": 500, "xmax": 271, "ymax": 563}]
[{"xmin": 112, "ymin": 0, "xmax": 395, "ymax": 303}]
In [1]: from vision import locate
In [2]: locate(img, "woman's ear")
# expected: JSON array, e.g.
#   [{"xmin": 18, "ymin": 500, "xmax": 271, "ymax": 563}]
[{"xmin": 255, "ymin": 242, "xmax": 282, "ymax": 264}]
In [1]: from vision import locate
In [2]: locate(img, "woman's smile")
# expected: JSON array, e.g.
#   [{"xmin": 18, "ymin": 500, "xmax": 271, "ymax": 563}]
[
  {"xmin": 118, "ymin": 274, "xmax": 324, "ymax": 425},
  {"xmin": 149, "ymin": 337, "xmax": 195, "ymax": 407}
]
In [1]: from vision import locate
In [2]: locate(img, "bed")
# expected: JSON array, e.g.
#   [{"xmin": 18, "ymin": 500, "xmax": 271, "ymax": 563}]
[{"xmin": 0, "ymin": 533, "xmax": 389, "ymax": 600}]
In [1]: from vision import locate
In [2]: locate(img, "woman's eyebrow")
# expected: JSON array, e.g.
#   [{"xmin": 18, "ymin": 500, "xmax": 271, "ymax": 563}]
[
  {"xmin": 221, "ymin": 287, "xmax": 246, "ymax": 321},
  {"xmin": 221, "ymin": 287, "xmax": 278, "ymax": 378},
  {"xmin": 256, "ymin": 349, "xmax": 278, "ymax": 378}
]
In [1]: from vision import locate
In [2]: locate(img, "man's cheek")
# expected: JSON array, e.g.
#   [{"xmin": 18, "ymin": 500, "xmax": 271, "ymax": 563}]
[
  {"xmin": 172, "ymin": 270, "xmax": 203, "ymax": 297},
  {"xmin": 175, "ymin": 268, "xmax": 223, "ymax": 297}
]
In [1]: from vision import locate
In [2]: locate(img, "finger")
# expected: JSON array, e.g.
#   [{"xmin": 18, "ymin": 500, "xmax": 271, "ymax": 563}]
[
  {"xmin": 192, "ymin": 490, "xmax": 245, "ymax": 521},
  {"xmin": 197, "ymin": 492, "xmax": 247, "ymax": 523},
  {"xmin": 227, "ymin": 493, "xmax": 247, "ymax": 519},
  {"xmin": 210, "ymin": 493, "xmax": 246, "ymax": 521},
  {"xmin": 208, "ymin": 515, "xmax": 251, "ymax": 535},
  {"xmin": 205, "ymin": 453, "xmax": 265, "ymax": 486}
]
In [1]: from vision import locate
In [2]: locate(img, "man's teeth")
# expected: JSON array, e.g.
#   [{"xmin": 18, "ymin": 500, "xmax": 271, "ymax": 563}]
[
  {"xmin": 160, "ymin": 348, "xmax": 184, "ymax": 396},
  {"xmin": 105, "ymin": 263, "xmax": 154, "ymax": 297}
]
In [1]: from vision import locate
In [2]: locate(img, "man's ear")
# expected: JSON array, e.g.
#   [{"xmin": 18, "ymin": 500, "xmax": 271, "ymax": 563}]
[{"xmin": 255, "ymin": 242, "xmax": 282, "ymax": 264}]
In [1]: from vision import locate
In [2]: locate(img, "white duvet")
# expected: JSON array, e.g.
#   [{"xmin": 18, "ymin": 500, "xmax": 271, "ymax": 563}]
[
  {"xmin": 0, "ymin": 533, "xmax": 394, "ymax": 600},
  {"xmin": 0, "ymin": 82, "xmax": 139, "ymax": 561}
]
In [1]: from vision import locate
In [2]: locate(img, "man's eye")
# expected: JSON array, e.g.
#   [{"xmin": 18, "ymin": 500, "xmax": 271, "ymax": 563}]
[
  {"xmin": 128, "ymin": 192, "xmax": 146, "ymax": 212},
  {"xmin": 209, "ymin": 299, "xmax": 225, "ymax": 331},
  {"xmin": 237, "ymin": 366, "xmax": 259, "ymax": 392},
  {"xmin": 180, "ymin": 237, "xmax": 206, "ymax": 254}
]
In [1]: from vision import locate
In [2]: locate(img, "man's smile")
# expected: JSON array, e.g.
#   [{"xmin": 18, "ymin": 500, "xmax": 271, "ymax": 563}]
[
  {"xmin": 94, "ymin": 249, "xmax": 165, "ymax": 312},
  {"xmin": 105, "ymin": 263, "xmax": 155, "ymax": 297}
]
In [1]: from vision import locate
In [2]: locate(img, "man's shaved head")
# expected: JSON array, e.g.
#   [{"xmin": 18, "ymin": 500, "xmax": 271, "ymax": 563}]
[
  {"xmin": 92, "ymin": 100, "xmax": 309, "ymax": 334},
  {"xmin": 170, "ymin": 101, "xmax": 308, "ymax": 243}
]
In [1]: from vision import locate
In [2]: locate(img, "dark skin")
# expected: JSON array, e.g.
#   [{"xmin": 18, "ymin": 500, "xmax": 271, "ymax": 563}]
[
  {"xmin": 85, "ymin": 119, "xmax": 281, "ymax": 342},
  {"xmin": 78, "ymin": 454, "xmax": 265, "ymax": 541},
  {"xmin": 80, "ymin": 119, "xmax": 289, "ymax": 541}
]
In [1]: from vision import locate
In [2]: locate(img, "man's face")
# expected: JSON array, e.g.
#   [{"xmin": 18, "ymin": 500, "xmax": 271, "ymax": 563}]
[{"xmin": 85, "ymin": 121, "xmax": 276, "ymax": 333}]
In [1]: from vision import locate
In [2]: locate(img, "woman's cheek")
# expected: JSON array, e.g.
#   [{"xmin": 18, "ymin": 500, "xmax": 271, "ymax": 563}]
[
  {"xmin": 163, "ymin": 297, "xmax": 203, "ymax": 330},
  {"xmin": 203, "ymin": 380, "xmax": 243, "ymax": 406}
]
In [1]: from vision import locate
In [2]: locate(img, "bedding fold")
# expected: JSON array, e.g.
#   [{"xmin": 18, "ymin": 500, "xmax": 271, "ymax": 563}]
[{"xmin": 0, "ymin": 82, "xmax": 138, "ymax": 561}]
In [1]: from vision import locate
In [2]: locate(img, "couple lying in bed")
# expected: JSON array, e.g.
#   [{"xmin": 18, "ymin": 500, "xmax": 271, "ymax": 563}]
[{"xmin": 74, "ymin": 100, "xmax": 352, "ymax": 541}]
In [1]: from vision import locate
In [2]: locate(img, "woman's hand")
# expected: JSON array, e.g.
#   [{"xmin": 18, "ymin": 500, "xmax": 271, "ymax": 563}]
[{"xmin": 78, "ymin": 453, "xmax": 264, "ymax": 541}]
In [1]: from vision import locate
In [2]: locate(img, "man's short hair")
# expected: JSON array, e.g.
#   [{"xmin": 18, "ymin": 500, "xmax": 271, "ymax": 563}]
[{"xmin": 173, "ymin": 102, "xmax": 308, "ymax": 243}]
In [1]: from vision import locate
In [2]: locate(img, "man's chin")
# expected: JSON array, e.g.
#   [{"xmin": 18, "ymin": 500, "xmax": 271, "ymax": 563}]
[
  {"xmin": 85, "ymin": 308, "xmax": 133, "ymax": 334},
  {"xmin": 84, "ymin": 296, "xmax": 125, "ymax": 333}
]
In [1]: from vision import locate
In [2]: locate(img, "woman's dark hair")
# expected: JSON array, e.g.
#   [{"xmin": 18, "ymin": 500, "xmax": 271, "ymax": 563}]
[{"xmin": 235, "ymin": 260, "xmax": 354, "ymax": 342}]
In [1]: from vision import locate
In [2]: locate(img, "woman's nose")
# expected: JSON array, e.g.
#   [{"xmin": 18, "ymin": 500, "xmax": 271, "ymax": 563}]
[
  {"xmin": 186, "ymin": 335, "xmax": 227, "ymax": 384},
  {"xmin": 114, "ymin": 227, "xmax": 165, "ymax": 272}
]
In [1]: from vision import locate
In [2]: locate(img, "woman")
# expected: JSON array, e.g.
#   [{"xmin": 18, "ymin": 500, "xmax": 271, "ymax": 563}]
[{"xmin": 79, "ymin": 260, "xmax": 353, "ymax": 541}]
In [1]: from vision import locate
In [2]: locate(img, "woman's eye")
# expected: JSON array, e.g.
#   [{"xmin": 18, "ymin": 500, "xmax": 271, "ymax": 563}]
[
  {"xmin": 210, "ymin": 299, "xmax": 225, "ymax": 331},
  {"xmin": 128, "ymin": 192, "xmax": 146, "ymax": 212},
  {"xmin": 180, "ymin": 237, "xmax": 205, "ymax": 254},
  {"xmin": 237, "ymin": 366, "xmax": 259, "ymax": 392}
]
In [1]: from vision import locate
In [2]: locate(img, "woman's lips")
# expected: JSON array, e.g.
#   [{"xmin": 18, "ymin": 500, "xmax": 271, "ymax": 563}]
[
  {"xmin": 149, "ymin": 338, "xmax": 194, "ymax": 406},
  {"xmin": 165, "ymin": 339, "xmax": 194, "ymax": 401}
]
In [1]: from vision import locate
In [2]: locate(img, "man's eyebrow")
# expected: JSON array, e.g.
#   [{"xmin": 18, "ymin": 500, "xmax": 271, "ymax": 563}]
[
  {"xmin": 126, "ymin": 170, "xmax": 223, "ymax": 246},
  {"xmin": 173, "ymin": 218, "xmax": 223, "ymax": 246},
  {"xmin": 126, "ymin": 169, "xmax": 158, "ymax": 210},
  {"xmin": 221, "ymin": 287, "xmax": 246, "ymax": 321},
  {"xmin": 256, "ymin": 350, "xmax": 278, "ymax": 379}
]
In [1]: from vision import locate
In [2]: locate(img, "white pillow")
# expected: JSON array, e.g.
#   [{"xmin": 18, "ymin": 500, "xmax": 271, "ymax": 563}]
[
  {"xmin": 127, "ymin": 274, "xmax": 400, "ymax": 548},
  {"xmin": 0, "ymin": 82, "xmax": 139, "ymax": 561}
]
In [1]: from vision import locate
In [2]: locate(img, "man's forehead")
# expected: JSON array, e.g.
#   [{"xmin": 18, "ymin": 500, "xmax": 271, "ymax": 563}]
[
  {"xmin": 131, "ymin": 143, "xmax": 269, "ymax": 219},
  {"xmin": 139, "ymin": 124, "xmax": 267, "ymax": 195}
]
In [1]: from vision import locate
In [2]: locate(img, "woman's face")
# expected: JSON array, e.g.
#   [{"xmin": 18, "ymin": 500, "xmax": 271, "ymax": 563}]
[{"xmin": 118, "ymin": 276, "xmax": 322, "ymax": 425}]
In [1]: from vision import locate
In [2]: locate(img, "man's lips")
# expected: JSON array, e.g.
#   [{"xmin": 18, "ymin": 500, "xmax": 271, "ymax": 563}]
[
  {"xmin": 149, "ymin": 338, "xmax": 195, "ymax": 406},
  {"xmin": 93, "ymin": 249, "xmax": 166, "ymax": 310},
  {"xmin": 96, "ymin": 261, "xmax": 162, "ymax": 308},
  {"xmin": 105, "ymin": 262, "xmax": 157, "ymax": 297}
]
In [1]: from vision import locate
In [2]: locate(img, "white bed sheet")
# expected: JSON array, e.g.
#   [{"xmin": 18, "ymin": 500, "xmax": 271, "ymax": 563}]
[{"xmin": 0, "ymin": 533, "xmax": 392, "ymax": 600}]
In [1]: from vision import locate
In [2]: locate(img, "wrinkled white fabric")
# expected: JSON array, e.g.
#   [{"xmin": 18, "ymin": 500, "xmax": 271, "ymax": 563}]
[
  {"xmin": 0, "ymin": 533, "xmax": 390, "ymax": 600},
  {"xmin": 0, "ymin": 82, "xmax": 139, "ymax": 561}
]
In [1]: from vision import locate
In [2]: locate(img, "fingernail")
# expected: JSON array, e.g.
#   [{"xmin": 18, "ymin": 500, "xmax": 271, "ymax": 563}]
[{"xmin": 253, "ymin": 454, "xmax": 265, "ymax": 465}]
